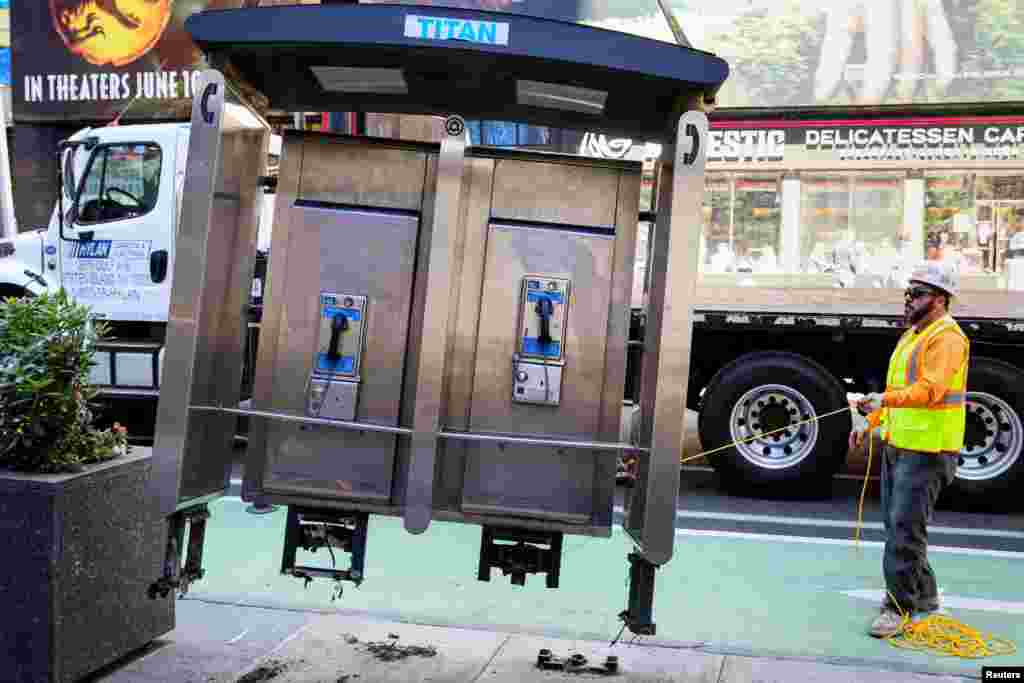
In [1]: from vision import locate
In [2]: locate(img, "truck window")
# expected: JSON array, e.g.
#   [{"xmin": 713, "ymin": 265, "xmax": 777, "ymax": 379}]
[{"xmin": 76, "ymin": 144, "xmax": 162, "ymax": 224}]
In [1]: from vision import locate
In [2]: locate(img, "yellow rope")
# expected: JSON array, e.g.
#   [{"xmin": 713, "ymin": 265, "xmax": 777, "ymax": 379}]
[
  {"xmin": 853, "ymin": 430, "xmax": 873, "ymax": 549},
  {"xmin": 669, "ymin": 405, "xmax": 1017, "ymax": 659},
  {"xmin": 885, "ymin": 592, "xmax": 1017, "ymax": 659},
  {"xmin": 678, "ymin": 406, "xmax": 853, "ymax": 464}
]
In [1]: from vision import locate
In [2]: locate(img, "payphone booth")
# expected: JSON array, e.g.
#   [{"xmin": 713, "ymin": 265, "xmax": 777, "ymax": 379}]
[{"xmin": 149, "ymin": 3, "xmax": 728, "ymax": 636}]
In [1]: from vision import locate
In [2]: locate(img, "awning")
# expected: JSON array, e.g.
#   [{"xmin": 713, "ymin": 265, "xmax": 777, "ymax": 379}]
[{"xmin": 185, "ymin": 4, "xmax": 728, "ymax": 142}]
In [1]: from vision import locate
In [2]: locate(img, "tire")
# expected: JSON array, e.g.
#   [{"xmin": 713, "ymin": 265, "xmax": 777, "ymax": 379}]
[
  {"xmin": 698, "ymin": 351, "xmax": 852, "ymax": 496},
  {"xmin": 943, "ymin": 357, "xmax": 1024, "ymax": 512},
  {"xmin": 0, "ymin": 285, "xmax": 30, "ymax": 301}
]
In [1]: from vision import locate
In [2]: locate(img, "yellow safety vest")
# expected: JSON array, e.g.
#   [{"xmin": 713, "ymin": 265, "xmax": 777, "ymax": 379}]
[{"xmin": 882, "ymin": 315, "xmax": 969, "ymax": 453}]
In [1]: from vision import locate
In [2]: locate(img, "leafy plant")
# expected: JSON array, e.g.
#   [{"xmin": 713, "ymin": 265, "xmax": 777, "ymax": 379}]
[
  {"xmin": 707, "ymin": 2, "xmax": 824, "ymax": 107},
  {"xmin": 0, "ymin": 290, "xmax": 129, "ymax": 473}
]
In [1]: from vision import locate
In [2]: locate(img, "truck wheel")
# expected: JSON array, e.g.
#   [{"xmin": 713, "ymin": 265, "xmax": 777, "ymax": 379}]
[
  {"xmin": 698, "ymin": 351, "xmax": 851, "ymax": 496},
  {"xmin": 0, "ymin": 285, "xmax": 30, "ymax": 301},
  {"xmin": 944, "ymin": 357, "xmax": 1024, "ymax": 511}
]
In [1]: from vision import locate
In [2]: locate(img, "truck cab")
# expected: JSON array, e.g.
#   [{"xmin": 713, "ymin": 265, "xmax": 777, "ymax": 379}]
[{"xmin": 0, "ymin": 112, "xmax": 275, "ymax": 437}]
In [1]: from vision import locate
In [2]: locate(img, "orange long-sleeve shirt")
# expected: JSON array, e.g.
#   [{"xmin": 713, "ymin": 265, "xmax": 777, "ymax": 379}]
[{"xmin": 866, "ymin": 326, "xmax": 969, "ymax": 431}]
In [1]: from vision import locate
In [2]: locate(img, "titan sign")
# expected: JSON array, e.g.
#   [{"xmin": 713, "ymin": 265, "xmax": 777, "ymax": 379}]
[{"xmin": 12, "ymin": 0, "xmax": 245, "ymax": 122}]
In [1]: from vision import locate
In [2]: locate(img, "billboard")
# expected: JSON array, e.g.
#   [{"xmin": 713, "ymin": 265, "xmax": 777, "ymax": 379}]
[
  {"xmin": 352, "ymin": 1, "xmax": 1024, "ymax": 109},
  {"xmin": 587, "ymin": 0, "xmax": 1024, "ymax": 108},
  {"xmin": 360, "ymin": 0, "xmax": 583, "ymax": 23},
  {"xmin": 0, "ymin": 0, "xmax": 9, "ymax": 86},
  {"xmin": 11, "ymin": 0, "xmax": 245, "ymax": 122}
]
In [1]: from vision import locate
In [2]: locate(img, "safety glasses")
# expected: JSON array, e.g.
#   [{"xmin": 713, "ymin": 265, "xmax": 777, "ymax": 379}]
[{"xmin": 904, "ymin": 286, "xmax": 936, "ymax": 301}]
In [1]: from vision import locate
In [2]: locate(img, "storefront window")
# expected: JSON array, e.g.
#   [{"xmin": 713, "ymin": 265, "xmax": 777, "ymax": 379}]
[
  {"xmin": 701, "ymin": 174, "xmax": 781, "ymax": 273},
  {"xmin": 925, "ymin": 173, "xmax": 982, "ymax": 273},
  {"xmin": 800, "ymin": 173, "xmax": 905, "ymax": 279},
  {"xmin": 734, "ymin": 176, "xmax": 781, "ymax": 272},
  {"xmin": 933, "ymin": 173, "xmax": 1024, "ymax": 275},
  {"xmin": 962, "ymin": 174, "xmax": 1019, "ymax": 274}
]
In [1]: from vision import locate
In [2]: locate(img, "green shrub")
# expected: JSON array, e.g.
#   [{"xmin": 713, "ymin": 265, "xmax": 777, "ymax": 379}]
[{"xmin": 0, "ymin": 290, "xmax": 129, "ymax": 473}]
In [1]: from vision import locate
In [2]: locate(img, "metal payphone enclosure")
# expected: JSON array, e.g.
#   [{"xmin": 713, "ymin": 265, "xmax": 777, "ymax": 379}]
[
  {"xmin": 245, "ymin": 133, "xmax": 437, "ymax": 509},
  {"xmin": 244, "ymin": 137, "xmax": 640, "ymax": 538},
  {"xmin": 437, "ymin": 150, "xmax": 640, "ymax": 536}
]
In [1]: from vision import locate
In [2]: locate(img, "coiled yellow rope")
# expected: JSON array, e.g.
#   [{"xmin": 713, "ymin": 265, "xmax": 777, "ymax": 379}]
[
  {"xmin": 671, "ymin": 405, "xmax": 1017, "ymax": 659},
  {"xmin": 884, "ymin": 590, "xmax": 1017, "ymax": 658}
]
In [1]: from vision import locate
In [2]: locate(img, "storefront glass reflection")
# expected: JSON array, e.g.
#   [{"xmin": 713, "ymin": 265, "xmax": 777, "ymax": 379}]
[
  {"xmin": 800, "ymin": 173, "xmax": 905, "ymax": 282},
  {"xmin": 927, "ymin": 173, "xmax": 1024, "ymax": 276},
  {"xmin": 700, "ymin": 173, "xmax": 782, "ymax": 273}
]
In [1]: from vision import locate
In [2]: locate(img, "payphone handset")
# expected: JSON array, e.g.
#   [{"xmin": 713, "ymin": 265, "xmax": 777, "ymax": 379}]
[
  {"xmin": 307, "ymin": 292, "xmax": 367, "ymax": 421},
  {"xmin": 512, "ymin": 276, "xmax": 570, "ymax": 406}
]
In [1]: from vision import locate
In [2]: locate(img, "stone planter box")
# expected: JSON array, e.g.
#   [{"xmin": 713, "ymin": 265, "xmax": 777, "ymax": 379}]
[{"xmin": 0, "ymin": 448, "xmax": 175, "ymax": 683}]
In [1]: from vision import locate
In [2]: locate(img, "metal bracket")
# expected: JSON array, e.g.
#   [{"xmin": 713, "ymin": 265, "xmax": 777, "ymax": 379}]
[
  {"xmin": 148, "ymin": 505, "xmax": 211, "ymax": 599},
  {"xmin": 536, "ymin": 649, "xmax": 619, "ymax": 675},
  {"xmin": 477, "ymin": 527, "xmax": 563, "ymax": 588},
  {"xmin": 281, "ymin": 507, "xmax": 368, "ymax": 586},
  {"xmin": 620, "ymin": 551, "xmax": 657, "ymax": 635}
]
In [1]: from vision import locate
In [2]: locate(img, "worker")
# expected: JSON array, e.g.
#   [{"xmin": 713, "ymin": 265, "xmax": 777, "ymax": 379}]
[{"xmin": 850, "ymin": 260, "xmax": 968, "ymax": 639}]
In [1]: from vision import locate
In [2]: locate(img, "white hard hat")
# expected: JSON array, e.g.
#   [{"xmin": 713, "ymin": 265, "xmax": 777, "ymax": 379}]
[{"xmin": 909, "ymin": 260, "xmax": 960, "ymax": 298}]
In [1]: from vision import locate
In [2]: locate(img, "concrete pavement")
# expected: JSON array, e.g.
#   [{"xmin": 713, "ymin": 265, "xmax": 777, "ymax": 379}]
[
  {"xmin": 85, "ymin": 492, "xmax": 1022, "ymax": 683},
  {"xmin": 95, "ymin": 598, "xmax": 977, "ymax": 683}
]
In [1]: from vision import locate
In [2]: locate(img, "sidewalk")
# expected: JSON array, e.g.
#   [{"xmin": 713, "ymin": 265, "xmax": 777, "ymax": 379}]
[{"xmin": 93, "ymin": 598, "xmax": 976, "ymax": 683}]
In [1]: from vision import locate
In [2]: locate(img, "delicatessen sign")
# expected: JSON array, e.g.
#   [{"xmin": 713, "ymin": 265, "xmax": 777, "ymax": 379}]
[{"xmin": 708, "ymin": 120, "xmax": 1024, "ymax": 165}]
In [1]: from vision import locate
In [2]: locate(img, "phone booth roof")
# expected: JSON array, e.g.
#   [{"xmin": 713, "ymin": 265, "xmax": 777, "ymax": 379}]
[{"xmin": 186, "ymin": 3, "xmax": 729, "ymax": 142}]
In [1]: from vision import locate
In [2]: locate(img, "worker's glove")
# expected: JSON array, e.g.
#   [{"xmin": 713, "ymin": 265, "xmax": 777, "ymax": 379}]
[
  {"xmin": 848, "ymin": 427, "xmax": 867, "ymax": 452},
  {"xmin": 856, "ymin": 392, "xmax": 884, "ymax": 414}
]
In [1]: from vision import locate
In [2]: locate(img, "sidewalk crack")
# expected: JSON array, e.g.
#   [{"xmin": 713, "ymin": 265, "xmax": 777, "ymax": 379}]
[
  {"xmin": 470, "ymin": 634, "xmax": 512, "ymax": 682},
  {"xmin": 715, "ymin": 655, "xmax": 728, "ymax": 683}
]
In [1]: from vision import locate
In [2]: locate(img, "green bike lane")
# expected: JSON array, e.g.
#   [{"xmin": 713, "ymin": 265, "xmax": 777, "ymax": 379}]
[{"xmin": 185, "ymin": 496, "xmax": 1023, "ymax": 679}]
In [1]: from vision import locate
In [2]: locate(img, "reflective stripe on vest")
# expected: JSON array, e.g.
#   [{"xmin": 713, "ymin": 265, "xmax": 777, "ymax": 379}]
[{"xmin": 883, "ymin": 315, "xmax": 969, "ymax": 453}]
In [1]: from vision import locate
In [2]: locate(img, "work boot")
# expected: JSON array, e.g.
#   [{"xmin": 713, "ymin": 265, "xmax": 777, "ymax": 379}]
[{"xmin": 868, "ymin": 607, "xmax": 905, "ymax": 638}]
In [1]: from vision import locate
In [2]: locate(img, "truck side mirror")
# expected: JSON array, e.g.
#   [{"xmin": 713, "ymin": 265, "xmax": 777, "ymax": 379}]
[{"xmin": 150, "ymin": 250, "xmax": 169, "ymax": 283}]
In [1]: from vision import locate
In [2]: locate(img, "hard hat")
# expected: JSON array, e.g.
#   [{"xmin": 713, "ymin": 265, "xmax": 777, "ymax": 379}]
[{"xmin": 909, "ymin": 260, "xmax": 960, "ymax": 298}]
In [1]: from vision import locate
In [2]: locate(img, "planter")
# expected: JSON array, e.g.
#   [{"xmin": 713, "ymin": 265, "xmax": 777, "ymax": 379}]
[{"xmin": 0, "ymin": 448, "xmax": 175, "ymax": 683}]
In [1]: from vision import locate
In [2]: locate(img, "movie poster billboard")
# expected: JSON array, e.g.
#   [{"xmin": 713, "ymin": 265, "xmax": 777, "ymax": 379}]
[{"xmin": 11, "ymin": 0, "xmax": 246, "ymax": 122}]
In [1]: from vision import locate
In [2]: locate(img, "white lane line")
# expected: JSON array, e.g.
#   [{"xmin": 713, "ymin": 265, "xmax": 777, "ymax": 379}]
[
  {"xmin": 613, "ymin": 507, "xmax": 1024, "ymax": 540},
  {"xmin": 671, "ymin": 528, "xmax": 1024, "ymax": 559},
  {"xmin": 215, "ymin": 497, "xmax": 1020, "ymax": 555},
  {"xmin": 227, "ymin": 629, "xmax": 249, "ymax": 644},
  {"xmin": 270, "ymin": 623, "xmax": 313, "ymax": 653},
  {"xmin": 842, "ymin": 589, "xmax": 1024, "ymax": 616}
]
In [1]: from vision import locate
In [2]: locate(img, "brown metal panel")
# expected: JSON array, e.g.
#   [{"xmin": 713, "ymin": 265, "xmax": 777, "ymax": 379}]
[
  {"xmin": 629, "ymin": 109, "xmax": 709, "ymax": 565},
  {"xmin": 442, "ymin": 156, "xmax": 496, "ymax": 431},
  {"xmin": 461, "ymin": 222, "xmax": 615, "ymax": 523},
  {"xmin": 181, "ymin": 127, "xmax": 269, "ymax": 504},
  {"xmin": 591, "ymin": 168, "xmax": 641, "ymax": 525},
  {"xmin": 260, "ymin": 205, "xmax": 420, "ymax": 503},
  {"xmin": 490, "ymin": 158, "xmax": 620, "ymax": 228},
  {"xmin": 297, "ymin": 137, "xmax": 430, "ymax": 211},
  {"xmin": 469, "ymin": 224, "xmax": 614, "ymax": 436},
  {"xmin": 393, "ymin": 154, "xmax": 439, "ymax": 509},
  {"xmin": 248, "ymin": 135, "xmax": 428, "ymax": 505},
  {"xmin": 431, "ymin": 156, "xmax": 495, "ymax": 512},
  {"xmin": 243, "ymin": 131, "xmax": 304, "ymax": 501},
  {"xmin": 404, "ymin": 131, "xmax": 467, "ymax": 533}
]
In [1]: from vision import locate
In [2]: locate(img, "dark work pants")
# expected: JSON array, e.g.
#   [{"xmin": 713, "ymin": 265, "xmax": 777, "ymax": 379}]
[{"xmin": 879, "ymin": 442, "xmax": 957, "ymax": 614}]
